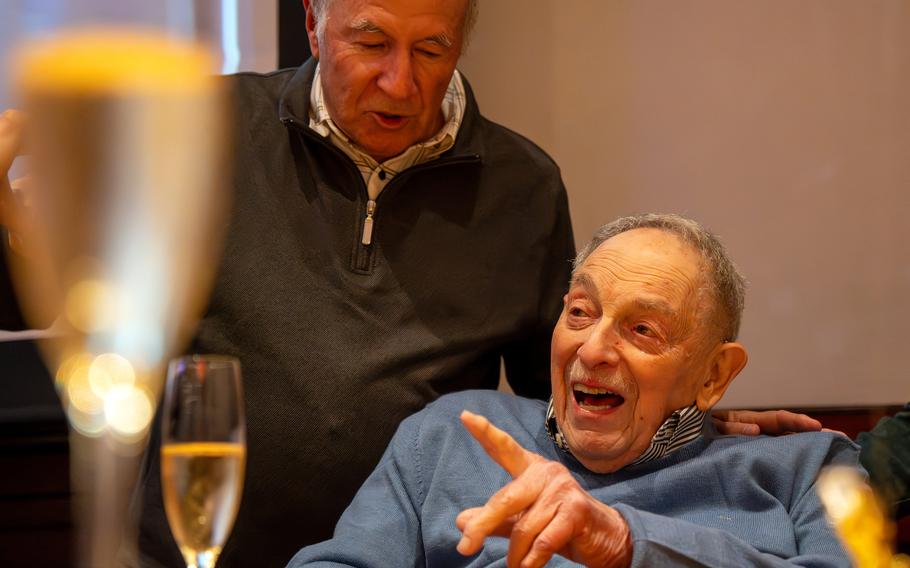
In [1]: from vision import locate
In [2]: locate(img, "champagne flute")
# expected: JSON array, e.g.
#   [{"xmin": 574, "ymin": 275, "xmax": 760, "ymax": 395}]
[
  {"xmin": 11, "ymin": 28, "xmax": 230, "ymax": 565},
  {"xmin": 161, "ymin": 355, "xmax": 246, "ymax": 568}
]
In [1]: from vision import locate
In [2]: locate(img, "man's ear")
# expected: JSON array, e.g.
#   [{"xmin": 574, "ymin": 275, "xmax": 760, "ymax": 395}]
[
  {"xmin": 302, "ymin": 0, "xmax": 321, "ymax": 60},
  {"xmin": 696, "ymin": 342, "xmax": 748, "ymax": 411}
]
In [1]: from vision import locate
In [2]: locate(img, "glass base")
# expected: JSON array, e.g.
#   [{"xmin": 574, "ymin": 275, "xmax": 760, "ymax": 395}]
[{"xmin": 181, "ymin": 546, "xmax": 221, "ymax": 568}]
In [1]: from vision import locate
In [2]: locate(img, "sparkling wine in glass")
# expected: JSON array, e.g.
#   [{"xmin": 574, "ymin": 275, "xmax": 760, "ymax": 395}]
[{"xmin": 161, "ymin": 355, "xmax": 245, "ymax": 568}]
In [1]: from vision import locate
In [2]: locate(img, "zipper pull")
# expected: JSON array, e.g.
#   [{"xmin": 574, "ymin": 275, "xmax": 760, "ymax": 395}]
[{"xmin": 361, "ymin": 199, "xmax": 376, "ymax": 245}]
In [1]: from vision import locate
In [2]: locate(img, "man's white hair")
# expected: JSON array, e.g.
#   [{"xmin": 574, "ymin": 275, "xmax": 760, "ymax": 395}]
[{"xmin": 309, "ymin": 0, "xmax": 479, "ymax": 48}]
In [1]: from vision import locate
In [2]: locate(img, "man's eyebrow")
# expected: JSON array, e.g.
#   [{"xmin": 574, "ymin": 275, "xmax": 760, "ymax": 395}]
[
  {"xmin": 571, "ymin": 273, "xmax": 677, "ymax": 317},
  {"xmin": 569, "ymin": 272, "xmax": 598, "ymax": 297},
  {"xmin": 633, "ymin": 297, "xmax": 677, "ymax": 318},
  {"xmin": 424, "ymin": 33, "xmax": 453, "ymax": 48},
  {"xmin": 351, "ymin": 18, "xmax": 383, "ymax": 34},
  {"xmin": 349, "ymin": 19, "xmax": 452, "ymax": 48}
]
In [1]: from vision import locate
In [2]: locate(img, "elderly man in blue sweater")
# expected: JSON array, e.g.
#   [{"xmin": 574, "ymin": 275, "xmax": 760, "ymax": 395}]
[{"xmin": 288, "ymin": 213, "xmax": 857, "ymax": 567}]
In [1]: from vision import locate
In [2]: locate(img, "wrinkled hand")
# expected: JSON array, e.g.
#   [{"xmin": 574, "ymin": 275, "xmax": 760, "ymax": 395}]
[
  {"xmin": 711, "ymin": 409, "xmax": 824, "ymax": 436},
  {"xmin": 456, "ymin": 411, "xmax": 632, "ymax": 568}
]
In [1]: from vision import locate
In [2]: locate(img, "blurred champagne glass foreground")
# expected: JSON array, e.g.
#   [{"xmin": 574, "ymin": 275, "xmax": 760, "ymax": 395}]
[
  {"xmin": 161, "ymin": 356, "xmax": 245, "ymax": 568},
  {"xmin": 818, "ymin": 466, "xmax": 910, "ymax": 568},
  {"xmin": 8, "ymin": 29, "xmax": 229, "ymax": 565}
]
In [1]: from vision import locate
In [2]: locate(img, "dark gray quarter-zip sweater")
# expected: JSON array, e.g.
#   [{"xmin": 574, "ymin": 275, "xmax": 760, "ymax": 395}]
[{"xmin": 137, "ymin": 59, "xmax": 576, "ymax": 568}]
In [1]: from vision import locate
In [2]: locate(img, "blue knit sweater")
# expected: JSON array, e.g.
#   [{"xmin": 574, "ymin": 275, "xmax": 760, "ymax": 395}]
[{"xmin": 288, "ymin": 391, "xmax": 858, "ymax": 567}]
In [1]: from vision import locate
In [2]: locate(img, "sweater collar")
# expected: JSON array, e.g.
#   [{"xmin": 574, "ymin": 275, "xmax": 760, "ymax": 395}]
[
  {"xmin": 544, "ymin": 398, "xmax": 707, "ymax": 468},
  {"xmin": 278, "ymin": 58, "xmax": 486, "ymax": 161}
]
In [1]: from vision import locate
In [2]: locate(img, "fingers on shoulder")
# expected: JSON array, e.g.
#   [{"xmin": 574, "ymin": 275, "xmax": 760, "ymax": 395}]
[
  {"xmin": 780, "ymin": 410, "xmax": 822, "ymax": 432},
  {"xmin": 714, "ymin": 419, "xmax": 760, "ymax": 436}
]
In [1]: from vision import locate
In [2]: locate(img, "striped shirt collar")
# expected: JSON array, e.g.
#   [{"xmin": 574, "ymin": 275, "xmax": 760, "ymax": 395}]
[
  {"xmin": 308, "ymin": 64, "xmax": 466, "ymax": 199},
  {"xmin": 545, "ymin": 399, "xmax": 707, "ymax": 467}
]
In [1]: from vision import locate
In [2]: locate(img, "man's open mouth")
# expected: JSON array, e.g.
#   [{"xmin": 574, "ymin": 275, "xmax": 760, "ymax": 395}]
[
  {"xmin": 573, "ymin": 384, "xmax": 625, "ymax": 411},
  {"xmin": 373, "ymin": 112, "xmax": 408, "ymax": 126}
]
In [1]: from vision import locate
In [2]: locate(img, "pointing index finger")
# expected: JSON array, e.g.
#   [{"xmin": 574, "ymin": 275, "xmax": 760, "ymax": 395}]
[{"xmin": 460, "ymin": 410, "xmax": 537, "ymax": 477}]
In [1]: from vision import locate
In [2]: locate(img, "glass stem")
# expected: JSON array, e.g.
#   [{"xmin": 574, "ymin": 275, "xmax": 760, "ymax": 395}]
[{"xmin": 184, "ymin": 549, "xmax": 219, "ymax": 568}]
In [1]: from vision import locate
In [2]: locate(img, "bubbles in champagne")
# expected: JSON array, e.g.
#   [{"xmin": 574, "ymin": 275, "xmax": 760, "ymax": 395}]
[{"xmin": 161, "ymin": 442, "xmax": 246, "ymax": 564}]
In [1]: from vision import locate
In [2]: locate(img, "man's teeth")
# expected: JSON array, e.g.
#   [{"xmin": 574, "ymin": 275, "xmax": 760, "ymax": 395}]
[
  {"xmin": 574, "ymin": 385, "xmax": 618, "ymax": 395},
  {"xmin": 572, "ymin": 385, "xmax": 625, "ymax": 409}
]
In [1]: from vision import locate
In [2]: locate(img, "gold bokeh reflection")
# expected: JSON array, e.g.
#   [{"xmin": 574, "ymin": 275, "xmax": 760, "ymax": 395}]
[
  {"xmin": 65, "ymin": 404, "xmax": 107, "ymax": 438},
  {"xmin": 55, "ymin": 351, "xmax": 154, "ymax": 439},
  {"xmin": 64, "ymin": 278, "xmax": 119, "ymax": 334},
  {"xmin": 62, "ymin": 355, "xmax": 103, "ymax": 415},
  {"xmin": 88, "ymin": 352, "xmax": 136, "ymax": 398},
  {"xmin": 104, "ymin": 383, "xmax": 153, "ymax": 441},
  {"xmin": 58, "ymin": 354, "xmax": 106, "ymax": 437},
  {"xmin": 818, "ymin": 467, "xmax": 910, "ymax": 568},
  {"xmin": 55, "ymin": 352, "xmax": 93, "ymax": 388}
]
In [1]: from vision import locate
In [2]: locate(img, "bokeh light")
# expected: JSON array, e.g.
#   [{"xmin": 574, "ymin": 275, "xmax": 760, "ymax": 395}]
[
  {"xmin": 104, "ymin": 383, "xmax": 154, "ymax": 438},
  {"xmin": 66, "ymin": 402, "xmax": 106, "ymax": 438},
  {"xmin": 64, "ymin": 356, "xmax": 103, "ymax": 415},
  {"xmin": 64, "ymin": 278, "xmax": 118, "ymax": 333},
  {"xmin": 88, "ymin": 352, "xmax": 136, "ymax": 398}
]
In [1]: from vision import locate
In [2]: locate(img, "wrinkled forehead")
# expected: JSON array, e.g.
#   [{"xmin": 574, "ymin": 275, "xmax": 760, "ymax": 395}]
[
  {"xmin": 572, "ymin": 229, "xmax": 706, "ymax": 304},
  {"xmin": 329, "ymin": 0, "xmax": 469, "ymax": 37}
]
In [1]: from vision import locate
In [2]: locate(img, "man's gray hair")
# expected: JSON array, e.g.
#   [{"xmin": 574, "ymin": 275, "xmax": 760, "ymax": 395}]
[
  {"xmin": 309, "ymin": 0, "xmax": 479, "ymax": 47},
  {"xmin": 574, "ymin": 213, "xmax": 746, "ymax": 341}
]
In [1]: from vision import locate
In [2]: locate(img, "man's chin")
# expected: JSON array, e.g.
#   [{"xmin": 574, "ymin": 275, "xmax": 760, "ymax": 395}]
[
  {"xmin": 358, "ymin": 138, "xmax": 414, "ymax": 163},
  {"xmin": 569, "ymin": 446, "xmax": 634, "ymax": 474},
  {"xmin": 563, "ymin": 425, "xmax": 632, "ymax": 470},
  {"xmin": 566, "ymin": 427, "xmax": 624, "ymax": 448}
]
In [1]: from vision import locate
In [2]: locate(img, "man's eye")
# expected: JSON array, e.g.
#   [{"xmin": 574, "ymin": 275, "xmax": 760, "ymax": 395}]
[
  {"xmin": 568, "ymin": 307, "xmax": 588, "ymax": 318},
  {"xmin": 360, "ymin": 43, "xmax": 385, "ymax": 50},
  {"xmin": 632, "ymin": 323, "xmax": 654, "ymax": 337},
  {"xmin": 417, "ymin": 48, "xmax": 442, "ymax": 58}
]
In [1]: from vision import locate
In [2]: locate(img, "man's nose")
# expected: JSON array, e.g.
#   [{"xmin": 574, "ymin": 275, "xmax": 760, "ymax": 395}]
[
  {"xmin": 576, "ymin": 320, "xmax": 622, "ymax": 369},
  {"xmin": 376, "ymin": 50, "xmax": 418, "ymax": 100}
]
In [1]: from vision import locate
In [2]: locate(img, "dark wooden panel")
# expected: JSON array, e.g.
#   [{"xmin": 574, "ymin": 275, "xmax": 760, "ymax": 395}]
[
  {"xmin": 0, "ymin": 450, "xmax": 69, "ymax": 496},
  {"xmin": 0, "ymin": 339, "xmax": 73, "ymax": 565},
  {"xmin": 794, "ymin": 405, "xmax": 906, "ymax": 439},
  {"xmin": 898, "ymin": 516, "xmax": 910, "ymax": 554},
  {"xmin": 0, "ymin": 527, "xmax": 73, "ymax": 567},
  {"xmin": 278, "ymin": 0, "xmax": 312, "ymax": 68},
  {"xmin": 0, "ymin": 495, "xmax": 71, "ymax": 530}
]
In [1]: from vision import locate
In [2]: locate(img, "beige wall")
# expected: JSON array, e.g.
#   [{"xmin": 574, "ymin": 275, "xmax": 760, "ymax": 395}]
[
  {"xmin": 463, "ymin": 1, "xmax": 910, "ymax": 407},
  {"xmin": 239, "ymin": 0, "xmax": 278, "ymax": 72}
]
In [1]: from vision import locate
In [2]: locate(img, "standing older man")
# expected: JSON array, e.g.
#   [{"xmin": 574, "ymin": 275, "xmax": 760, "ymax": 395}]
[
  {"xmin": 123, "ymin": 1, "xmax": 575, "ymax": 566},
  {"xmin": 289, "ymin": 214, "xmax": 857, "ymax": 567}
]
